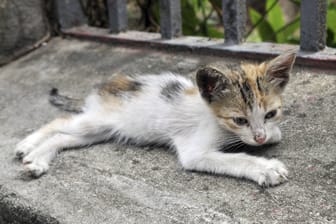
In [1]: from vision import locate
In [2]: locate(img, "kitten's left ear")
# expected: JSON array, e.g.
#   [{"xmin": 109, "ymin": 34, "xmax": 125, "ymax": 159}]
[
  {"xmin": 265, "ymin": 51, "xmax": 296, "ymax": 93},
  {"xmin": 196, "ymin": 66, "xmax": 230, "ymax": 103}
]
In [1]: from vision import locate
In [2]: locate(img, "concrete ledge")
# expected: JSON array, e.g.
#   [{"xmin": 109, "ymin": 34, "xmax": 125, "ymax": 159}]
[
  {"xmin": 63, "ymin": 25, "xmax": 336, "ymax": 70},
  {"xmin": 0, "ymin": 38, "xmax": 335, "ymax": 223},
  {"xmin": 0, "ymin": 185, "xmax": 59, "ymax": 224}
]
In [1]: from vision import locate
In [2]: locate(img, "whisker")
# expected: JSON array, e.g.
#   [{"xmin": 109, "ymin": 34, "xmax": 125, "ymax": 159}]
[
  {"xmin": 222, "ymin": 140, "xmax": 246, "ymax": 151},
  {"xmin": 218, "ymin": 139, "xmax": 241, "ymax": 146},
  {"xmin": 231, "ymin": 142, "xmax": 245, "ymax": 151}
]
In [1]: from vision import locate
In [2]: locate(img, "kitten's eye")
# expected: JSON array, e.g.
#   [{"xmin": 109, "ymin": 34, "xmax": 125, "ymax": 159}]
[
  {"xmin": 265, "ymin": 110, "xmax": 277, "ymax": 119},
  {"xmin": 233, "ymin": 117, "xmax": 249, "ymax": 126}
]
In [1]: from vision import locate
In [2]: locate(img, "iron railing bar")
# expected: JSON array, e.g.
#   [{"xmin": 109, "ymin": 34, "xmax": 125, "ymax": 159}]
[
  {"xmin": 107, "ymin": 0, "xmax": 128, "ymax": 33},
  {"xmin": 300, "ymin": 0, "xmax": 327, "ymax": 51},
  {"xmin": 222, "ymin": 0, "xmax": 247, "ymax": 45},
  {"xmin": 159, "ymin": 0, "xmax": 182, "ymax": 39}
]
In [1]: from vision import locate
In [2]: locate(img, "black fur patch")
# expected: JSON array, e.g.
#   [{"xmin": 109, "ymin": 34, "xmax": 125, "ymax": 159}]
[
  {"xmin": 49, "ymin": 88, "xmax": 83, "ymax": 113},
  {"xmin": 127, "ymin": 81, "xmax": 142, "ymax": 92},
  {"xmin": 256, "ymin": 77, "xmax": 263, "ymax": 93},
  {"xmin": 240, "ymin": 81, "xmax": 254, "ymax": 109},
  {"xmin": 227, "ymin": 64, "xmax": 246, "ymax": 77},
  {"xmin": 160, "ymin": 81, "xmax": 185, "ymax": 101}
]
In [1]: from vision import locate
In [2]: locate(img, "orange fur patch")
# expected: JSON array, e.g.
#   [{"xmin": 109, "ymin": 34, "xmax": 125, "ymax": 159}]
[
  {"xmin": 38, "ymin": 116, "xmax": 71, "ymax": 135},
  {"xmin": 184, "ymin": 87, "xmax": 198, "ymax": 95},
  {"xmin": 211, "ymin": 103, "xmax": 243, "ymax": 131},
  {"xmin": 97, "ymin": 75, "xmax": 142, "ymax": 111},
  {"xmin": 241, "ymin": 62, "xmax": 283, "ymax": 111},
  {"xmin": 99, "ymin": 75, "xmax": 141, "ymax": 95},
  {"xmin": 223, "ymin": 120, "xmax": 240, "ymax": 130}
]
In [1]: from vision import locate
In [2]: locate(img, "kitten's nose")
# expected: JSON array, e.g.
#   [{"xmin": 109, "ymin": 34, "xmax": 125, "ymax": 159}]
[{"xmin": 254, "ymin": 132, "xmax": 266, "ymax": 144}]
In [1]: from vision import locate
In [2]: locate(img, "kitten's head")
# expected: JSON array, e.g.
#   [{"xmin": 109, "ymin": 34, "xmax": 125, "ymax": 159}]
[{"xmin": 196, "ymin": 52, "xmax": 296, "ymax": 146}]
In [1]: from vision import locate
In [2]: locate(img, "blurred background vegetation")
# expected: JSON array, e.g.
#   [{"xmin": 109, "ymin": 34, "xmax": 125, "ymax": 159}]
[{"xmin": 81, "ymin": 0, "xmax": 336, "ymax": 47}]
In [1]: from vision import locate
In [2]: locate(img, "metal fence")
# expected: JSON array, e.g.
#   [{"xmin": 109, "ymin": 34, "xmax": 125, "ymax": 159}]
[{"xmin": 55, "ymin": 0, "xmax": 336, "ymax": 68}]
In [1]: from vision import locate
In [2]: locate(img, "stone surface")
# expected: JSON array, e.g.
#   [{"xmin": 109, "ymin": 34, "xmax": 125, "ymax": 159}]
[
  {"xmin": 0, "ymin": 0, "xmax": 49, "ymax": 65},
  {"xmin": 0, "ymin": 38, "xmax": 335, "ymax": 223}
]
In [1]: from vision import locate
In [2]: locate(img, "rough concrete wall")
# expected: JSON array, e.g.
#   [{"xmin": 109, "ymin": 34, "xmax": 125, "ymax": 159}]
[{"xmin": 0, "ymin": 0, "xmax": 49, "ymax": 65}]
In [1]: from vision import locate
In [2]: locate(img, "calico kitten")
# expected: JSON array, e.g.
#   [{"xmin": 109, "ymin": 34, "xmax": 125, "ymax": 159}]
[{"xmin": 15, "ymin": 52, "xmax": 296, "ymax": 186}]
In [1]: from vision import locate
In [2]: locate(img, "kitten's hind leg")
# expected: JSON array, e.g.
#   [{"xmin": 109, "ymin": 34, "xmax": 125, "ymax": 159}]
[
  {"xmin": 20, "ymin": 114, "xmax": 111, "ymax": 177},
  {"xmin": 22, "ymin": 133, "xmax": 102, "ymax": 177},
  {"xmin": 15, "ymin": 117, "xmax": 72, "ymax": 158}
]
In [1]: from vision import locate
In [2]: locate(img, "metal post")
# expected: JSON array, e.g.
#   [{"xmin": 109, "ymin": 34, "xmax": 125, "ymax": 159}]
[
  {"xmin": 222, "ymin": 0, "xmax": 247, "ymax": 45},
  {"xmin": 107, "ymin": 0, "xmax": 128, "ymax": 33},
  {"xmin": 300, "ymin": 0, "xmax": 327, "ymax": 51},
  {"xmin": 159, "ymin": 0, "xmax": 182, "ymax": 39},
  {"xmin": 55, "ymin": 0, "xmax": 88, "ymax": 29}
]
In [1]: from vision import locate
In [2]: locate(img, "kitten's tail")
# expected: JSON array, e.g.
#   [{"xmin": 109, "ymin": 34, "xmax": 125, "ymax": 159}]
[{"xmin": 49, "ymin": 88, "xmax": 83, "ymax": 113}]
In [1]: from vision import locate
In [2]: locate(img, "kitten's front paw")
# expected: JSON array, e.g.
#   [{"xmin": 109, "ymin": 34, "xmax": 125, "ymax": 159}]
[{"xmin": 256, "ymin": 159, "xmax": 288, "ymax": 187}]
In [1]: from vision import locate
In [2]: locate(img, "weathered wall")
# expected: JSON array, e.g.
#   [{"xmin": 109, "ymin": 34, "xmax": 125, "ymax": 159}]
[{"xmin": 0, "ymin": 0, "xmax": 49, "ymax": 65}]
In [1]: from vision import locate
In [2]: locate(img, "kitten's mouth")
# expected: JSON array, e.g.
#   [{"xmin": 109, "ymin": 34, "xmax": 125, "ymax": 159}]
[
  {"xmin": 255, "ymin": 137, "xmax": 266, "ymax": 144},
  {"xmin": 240, "ymin": 137, "xmax": 267, "ymax": 146},
  {"xmin": 254, "ymin": 130, "xmax": 267, "ymax": 145}
]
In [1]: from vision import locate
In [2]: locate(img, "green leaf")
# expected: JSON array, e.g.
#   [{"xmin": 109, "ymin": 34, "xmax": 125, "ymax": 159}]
[
  {"xmin": 189, "ymin": 0, "xmax": 200, "ymax": 12},
  {"xmin": 280, "ymin": 17, "xmax": 300, "ymax": 42},
  {"xmin": 249, "ymin": 8, "xmax": 276, "ymax": 42},
  {"xmin": 246, "ymin": 29, "xmax": 262, "ymax": 42},
  {"xmin": 151, "ymin": 1, "xmax": 160, "ymax": 24},
  {"xmin": 266, "ymin": 0, "xmax": 285, "ymax": 42},
  {"xmin": 327, "ymin": 7, "xmax": 336, "ymax": 43},
  {"xmin": 327, "ymin": 29, "xmax": 336, "ymax": 47},
  {"xmin": 207, "ymin": 26, "xmax": 224, "ymax": 38},
  {"xmin": 181, "ymin": 0, "xmax": 200, "ymax": 35}
]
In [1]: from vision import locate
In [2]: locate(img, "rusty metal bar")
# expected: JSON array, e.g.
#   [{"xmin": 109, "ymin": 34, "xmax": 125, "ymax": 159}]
[
  {"xmin": 107, "ymin": 0, "xmax": 128, "ymax": 33},
  {"xmin": 222, "ymin": 0, "xmax": 247, "ymax": 45},
  {"xmin": 159, "ymin": 0, "xmax": 182, "ymax": 39},
  {"xmin": 300, "ymin": 0, "xmax": 327, "ymax": 51},
  {"xmin": 55, "ymin": 0, "xmax": 87, "ymax": 29},
  {"xmin": 63, "ymin": 26, "xmax": 336, "ymax": 70}
]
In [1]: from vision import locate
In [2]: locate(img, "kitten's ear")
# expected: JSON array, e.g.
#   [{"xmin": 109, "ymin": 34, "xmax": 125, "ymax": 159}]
[
  {"xmin": 264, "ymin": 51, "xmax": 296, "ymax": 93},
  {"xmin": 196, "ymin": 67, "xmax": 229, "ymax": 103}
]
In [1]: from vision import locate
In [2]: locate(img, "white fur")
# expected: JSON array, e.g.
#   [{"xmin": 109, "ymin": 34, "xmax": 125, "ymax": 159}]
[{"xmin": 15, "ymin": 73, "xmax": 288, "ymax": 186}]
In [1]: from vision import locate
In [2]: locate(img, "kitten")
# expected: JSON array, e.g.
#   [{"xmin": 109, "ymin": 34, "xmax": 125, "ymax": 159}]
[{"xmin": 15, "ymin": 52, "xmax": 296, "ymax": 187}]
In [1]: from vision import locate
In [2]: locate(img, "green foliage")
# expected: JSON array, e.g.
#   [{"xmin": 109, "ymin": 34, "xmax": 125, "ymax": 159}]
[
  {"xmin": 84, "ymin": 0, "xmax": 336, "ymax": 47},
  {"xmin": 327, "ymin": 0, "xmax": 336, "ymax": 47},
  {"xmin": 249, "ymin": 8, "xmax": 276, "ymax": 42},
  {"xmin": 247, "ymin": 0, "xmax": 300, "ymax": 44},
  {"xmin": 176, "ymin": 0, "xmax": 336, "ymax": 47},
  {"xmin": 180, "ymin": 0, "xmax": 223, "ymax": 38},
  {"xmin": 266, "ymin": 0, "xmax": 285, "ymax": 42}
]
